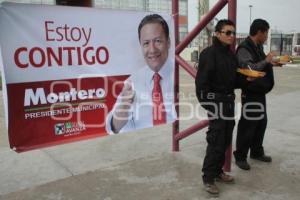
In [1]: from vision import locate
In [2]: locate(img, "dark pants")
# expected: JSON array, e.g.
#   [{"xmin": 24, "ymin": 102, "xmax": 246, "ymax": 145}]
[
  {"xmin": 202, "ymin": 101, "xmax": 235, "ymax": 184},
  {"xmin": 234, "ymin": 93, "xmax": 267, "ymax": 161}
]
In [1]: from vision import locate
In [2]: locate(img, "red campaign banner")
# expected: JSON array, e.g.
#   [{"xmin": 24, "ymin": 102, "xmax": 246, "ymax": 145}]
[
  {"xmin": 7, "ymin": 76, "xmax": 128, "ymax": 152},
  {"xmin": 0, "ymin": 3, "xmax": 175, "ymax": 152}
]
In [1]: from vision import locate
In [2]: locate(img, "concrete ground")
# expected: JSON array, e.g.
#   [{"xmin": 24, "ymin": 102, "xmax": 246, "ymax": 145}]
[{"xmin": 0, "ymin": 66, "xmax": 300, "ymax": 200}]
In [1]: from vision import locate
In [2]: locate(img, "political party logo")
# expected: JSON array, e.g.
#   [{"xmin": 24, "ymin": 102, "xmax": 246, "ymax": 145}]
[
  {"xmin": 65, "ymin": 122, "xmax": 72, "ymax": 129},
  {"xmin": 54, "ymin": 123, "xmax": 65, "ymax": 135},
  {"xmin": 54, "ymin": 121, "xmax": 86, "ymax": 136}
]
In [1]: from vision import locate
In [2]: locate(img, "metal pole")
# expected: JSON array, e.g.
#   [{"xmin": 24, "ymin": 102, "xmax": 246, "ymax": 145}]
[
  {"xmin": 175, "ymin": 55, "xmax": 197, "ymax": 78},
  {"xmin": 280, "ymin": 33, "xmax": 283, "ymax": 55},
  {"xmin": 249, "ymin": 5, "xmax": 253, "ymax": 26},
  {"xmin": 224, "ymin": 0, "xmax": 236, "ymax": 173},
  {"xmin": 174, "ymin": 120, "xmax": 209, "ymax": 141},
  {"xmin": 228, "ymin": 0, "xmax": 236, "ymax": 52},
  {"xmin": 172, "ymin": 0, "xmax": 180, "ymax": 151}
]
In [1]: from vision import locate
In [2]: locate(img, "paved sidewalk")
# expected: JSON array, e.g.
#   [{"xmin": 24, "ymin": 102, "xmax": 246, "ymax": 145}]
[{"xmin": 0, "ymin": 67, "xmax": 300, "ymax": 200}]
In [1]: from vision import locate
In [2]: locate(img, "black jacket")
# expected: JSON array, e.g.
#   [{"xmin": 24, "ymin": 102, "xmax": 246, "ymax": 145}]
[
  {"xmin": 236, "ymin": 37, "xmax": 274, "ymax": 94},
  {"xmin": 195, "ymin": 37, "xmax": 242, "ymax": 103}
]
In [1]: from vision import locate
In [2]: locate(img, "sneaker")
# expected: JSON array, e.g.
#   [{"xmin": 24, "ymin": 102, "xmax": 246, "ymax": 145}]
[
  {"xmin": 216, "ymin": 173, "xmax": 234, "ymax": 183},
  {"xmin": 204, "ymin": 182, "xmax": 219, "ymax": 196},
  {"xmin": 235, "ymin": 160, "xmax": 251, "ymax": 170},
  {"xmin": 250, "ymin": 155, "xmax": 272, "ymax": 162}
]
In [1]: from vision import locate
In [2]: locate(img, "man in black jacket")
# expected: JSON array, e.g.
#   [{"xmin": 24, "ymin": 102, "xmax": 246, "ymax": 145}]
[
  {"xmin": 195, "ymin": 19, "xmax": 239, "ymax": 196},
  {"xmin": 233, "ymin": 19, "xmax": 277, "ymax": 170}
]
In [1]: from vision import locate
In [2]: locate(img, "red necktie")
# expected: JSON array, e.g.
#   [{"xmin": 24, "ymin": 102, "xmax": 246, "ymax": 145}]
[{"xmin": 152, "ymin": 72, "xmax": 166, "ymax": 125}]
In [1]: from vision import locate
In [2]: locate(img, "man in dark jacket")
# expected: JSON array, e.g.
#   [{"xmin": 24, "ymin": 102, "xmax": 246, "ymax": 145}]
[
  {"xmin": 233, "ymin": 19, "xmax": 278, "ymax": 170},
  {"xmin": 195, "ymin": 19, "xmax": 240, "ymax": 196}
]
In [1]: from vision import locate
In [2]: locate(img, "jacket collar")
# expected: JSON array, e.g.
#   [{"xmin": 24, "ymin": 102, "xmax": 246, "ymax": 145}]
[
  {"xmin": 212, "ymin": 36, "xmax": 231, "ymax": 51},
  {"xmin": 245, "ymin": 36, "xmax": 262, "ymax": 50}
]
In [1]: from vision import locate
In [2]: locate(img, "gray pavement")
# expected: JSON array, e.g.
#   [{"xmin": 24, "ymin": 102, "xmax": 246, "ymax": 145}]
[{"xmin": 0, "ymin": 66, "xmax": 300, "ymax": 199}]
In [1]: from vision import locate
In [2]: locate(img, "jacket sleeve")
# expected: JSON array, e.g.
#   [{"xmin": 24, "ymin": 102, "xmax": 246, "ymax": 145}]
[
  {"xmin": 236, "ymin": 47, "xmax": 269, "ymax": 70},
  {"xmin": 236, "ymin": 47, "xmax": 275, "ymax": 94},
  {"xmin": 195, "ymin": 48, "xmax": 215, "ymax": 103}
]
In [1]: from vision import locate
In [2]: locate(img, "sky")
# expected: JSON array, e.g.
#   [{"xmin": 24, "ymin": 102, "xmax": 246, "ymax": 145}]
[{"xmin": 189, "ymin": 0, "xmax": 300, "ymax": 34}]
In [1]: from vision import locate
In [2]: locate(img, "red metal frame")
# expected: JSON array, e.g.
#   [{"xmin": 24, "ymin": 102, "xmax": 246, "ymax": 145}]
[
  {"xmin": 172, "ymin": 0, "xmax": 236, "ymax": 172},
  {"xmin": 172, "ymin": 0, "xmax": 180, "ymax": 152}
]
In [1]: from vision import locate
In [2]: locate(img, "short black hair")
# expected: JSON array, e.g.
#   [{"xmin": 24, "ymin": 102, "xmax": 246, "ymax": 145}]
[
  {"xmin": 138, "ymin": 14, "xmax": 169, "ymax": 41},
  {"xmin": 214, "ymin": 19, "xmax": 235, "ymax": 32},
  {"xmin": 250, "ymin": 19, "xmax": 270, "ymax": 36}
]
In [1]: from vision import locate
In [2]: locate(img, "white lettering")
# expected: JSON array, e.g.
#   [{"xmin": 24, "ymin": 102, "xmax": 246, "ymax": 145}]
[
  {"xmin": 47, "ymin": 93, "xmax": 59, "ymax": 103},
  {"xmin": 78, "ymin": 90, "xmax": 88, "ymax": 99},
  {"xmin": 24, "ymin": 87, "xmax": 106, "ymax": 106},
  {"xmin": 24, "ymin": 88, "xmax": 47, "ymax": 106},
  {"xmin": 95, "ymin": 88, "xmax": 105, "ymax": 98}
]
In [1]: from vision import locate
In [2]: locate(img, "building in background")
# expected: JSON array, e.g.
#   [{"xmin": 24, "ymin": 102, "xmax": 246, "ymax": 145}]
[
  {"xmin": 270, "ymin": 32, "xmax": 293, "ymax": 55},
  {"xmin": 197, "ymin": 0, "xmax": 212, "ymax": 49},
  {"xmin": 292, "ymin": 33, "xmax": 300, "ymax": 56},
  {"xmin": 182, "ymin": 0, "xmax": 211, "ymax": 62}
]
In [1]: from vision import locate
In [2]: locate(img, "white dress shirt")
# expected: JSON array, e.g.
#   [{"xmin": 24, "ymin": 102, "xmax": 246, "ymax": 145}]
[{"xmin": 105, "ymin": 59, "xmax": 177, "ymax": 134}]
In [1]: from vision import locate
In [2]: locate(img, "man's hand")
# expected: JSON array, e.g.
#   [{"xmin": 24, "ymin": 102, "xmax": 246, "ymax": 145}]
[
  {"xmin": 111, "ymin": 81, "xmax": 135, "ymax": 133},
  {"xmin": 265, "ymin": 51, "xmax": 276, "ymax": 63},
  {"xmin": 119, "ymin": 80, "xmax": 135, "ymax": 105},
  {"xmin": 266, "ymin": 51, "xmax": 283, "ymax": 66}
]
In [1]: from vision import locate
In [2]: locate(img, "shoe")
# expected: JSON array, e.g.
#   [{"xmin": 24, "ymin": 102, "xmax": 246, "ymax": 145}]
[
  {"xmin": 216, "ymin": 172, "xmax": 235, "ymax": 183},
  {"xmin": 233, "ymin": 151, "xmax": 250, "ymax": 170},
  {"xmin": 204, "ymin": 182, "xmax": 219, "ymax": 196},
  {"xmin": 250, "ymin": 155, "xmax": 272, "ymax": 162},
  {"xmin": 235, "ymin": 160, "xmax": 251, "ymax": 170}
]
